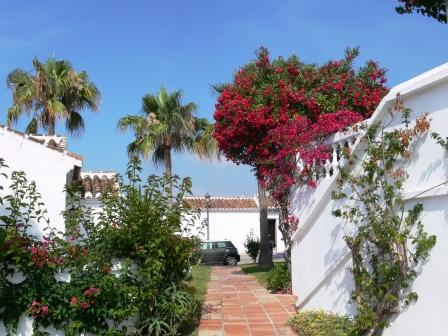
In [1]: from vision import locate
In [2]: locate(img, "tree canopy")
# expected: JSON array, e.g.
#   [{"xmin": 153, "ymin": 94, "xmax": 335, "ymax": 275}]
[
  {"xmin": 7, "ymin": 58, "xmax": 100, "ymax": 135},
  {"xmin": 395, "ymin": 0, "xmax": 447, "ymax": 23}
]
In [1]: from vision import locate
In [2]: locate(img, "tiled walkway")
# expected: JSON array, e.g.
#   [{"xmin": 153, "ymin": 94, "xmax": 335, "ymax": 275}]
[{"xmin": 198, "ymin": 266, "xmax": 297, "ymax": 336}]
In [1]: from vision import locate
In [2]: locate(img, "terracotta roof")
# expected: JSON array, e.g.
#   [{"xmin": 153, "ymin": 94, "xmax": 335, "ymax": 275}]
[
  {"xmin": 0, "ymin": 125, "xmax": 83, "ymax": 162},
  {"xmin": 80, "ymin": 172, "xmax": 117, "ymax": 199},
  {"xmin": 185, "ymin": 197, "xmax": 278, "ymax": 211}
]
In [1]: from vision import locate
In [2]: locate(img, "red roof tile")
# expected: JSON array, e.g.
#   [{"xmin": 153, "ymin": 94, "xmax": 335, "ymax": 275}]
[
  {"xmin": 80, "ymin": 172, "xmax": 117, "ymax": 198},
  {"xmin": 185, "ymin": 197, "xmax": 278, "ymax": 210}
]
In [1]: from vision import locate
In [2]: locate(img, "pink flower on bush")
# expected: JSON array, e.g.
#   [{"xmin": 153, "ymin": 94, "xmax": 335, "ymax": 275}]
[
  {"xmin": 29, "ymin": 300, "xmax": 48, "ymax": 317},
  {"xmin": 84, "ymin": 287, "xmax": 100, "ymax": 297},
  {"xmin": 80, "ymin": 302, "xmax": 90, "ymax": 309},
  {"xmin": 70, "ymin": 296, "xmax": 78, "ymax": 306}
]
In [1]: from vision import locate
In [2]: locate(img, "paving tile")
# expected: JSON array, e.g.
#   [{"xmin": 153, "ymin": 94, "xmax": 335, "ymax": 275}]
[
  {"xmin": 198, "ymin": 266, "xmax": 297, "ymax": 335},
  {"xmin": 223, "ymin": 323, "xmax": 250, "ymax": 335},
  {"xmin": 199, "ymin": 324, "xmax": 223, "ymax": 336}
]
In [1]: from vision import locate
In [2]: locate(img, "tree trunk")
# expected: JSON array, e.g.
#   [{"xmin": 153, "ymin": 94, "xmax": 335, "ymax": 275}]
[
  {"xmin": 278, "ymin": 204, "xmax": 292, "ymax": 273},
  {"xmin": 48, "ymin": 117, "xmax": 55, "ymax": 136},
  {"xmin": 257, "ymin": 179, "xmax": 273, "ymax": 269},
  {"xmin": 164, "ymin": 146, "xmax": 173, "ymax": 207}
]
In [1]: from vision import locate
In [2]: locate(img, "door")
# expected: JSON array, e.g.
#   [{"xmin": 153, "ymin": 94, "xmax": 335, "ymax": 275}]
[
  {"xmin": 268, "ymin": 219, "xmax": 276, "ymax": 248},
  {"xmin": 212, "ymin": 241, "xmax": 227, "ymax": 263},
  {"xmin": 201, "ymin": 242, "xmax": 213, "ymax": 263}
]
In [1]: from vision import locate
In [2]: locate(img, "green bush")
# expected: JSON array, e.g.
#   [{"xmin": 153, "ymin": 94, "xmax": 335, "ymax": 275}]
[
  {"xmin": 266, "ymin": 263, "xmax": 291, "ymax": 293},
  {"xmin": 243, "ymin": 234, "xmax": 260, "ymax": 263},
  {"xmin": 288, "ymin": 310, "xmax": 353, "ymax": 336},
  {"xmin": 0, "ymin": 157, "xmax": 202, "ymax": 335}
]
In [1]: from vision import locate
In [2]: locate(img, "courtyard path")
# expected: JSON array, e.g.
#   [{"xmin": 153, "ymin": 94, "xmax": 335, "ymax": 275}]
[{"xmin": 198, "ymin": 266, "xmax": 296, "ymax": 336}]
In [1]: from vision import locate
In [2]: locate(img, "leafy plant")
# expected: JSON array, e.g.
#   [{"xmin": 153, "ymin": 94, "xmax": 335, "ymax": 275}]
[
  {"xmin": 0, "ymin": 157, "xmax": 202, "ymax": 335},
  {"xmin": 243, "ymin": 234, "xmax": 260, "ymax": 263},
  {"xmin": 288, "ymin": 310, "xmax": 353, "ymax": 336},
  {"xmin": 266, "ymin": 263, "xmax": 291, "ymax": 293},
  {"xmin": 395, "ymin": 0, "xmax": 447, "ymax": 23},
  {"xmin": 332, "ymin": 98, "xmax": 436, "ymax": 335}
]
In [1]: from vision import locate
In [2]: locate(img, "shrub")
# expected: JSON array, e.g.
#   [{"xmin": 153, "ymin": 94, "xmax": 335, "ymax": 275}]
[
  {"xmin": 288, "ymin": 310, "xmax": 353, "ymax": 336},
  {"xmin": 0, "ymin": 157, "xmax": 202, "ymax": 335},
  {"xmin": 266, "ymin": 263, "xmax": 291, "ymax": 293},
  {"xmin": 243, "ymin": 234, "xmax": 260, "ymax": 263}
]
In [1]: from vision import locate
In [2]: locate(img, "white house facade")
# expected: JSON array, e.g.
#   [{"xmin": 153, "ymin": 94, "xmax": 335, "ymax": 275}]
[
  {"xmin": 0, "ymin": 127, "xmax": 83, "ymax": 236},
  {"xmin": 290, "ymin": 63, "xmax": 448, "ymax": 336},
  {"xmin": 185, "ymin": 196, "xmax": 284, "ymax": 254}
]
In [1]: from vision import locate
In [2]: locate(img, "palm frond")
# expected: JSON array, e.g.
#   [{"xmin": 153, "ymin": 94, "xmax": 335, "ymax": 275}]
[
  {"xmin": 151, "ymin": 145, "xmax": 166, "ymax": 166},
  {"xmin": 210, "ymin": 82, "xmax": 231, "ymax": 95},
  {"xmin": 65, "ymin": 111, "xmax": 85, "ymax": 136},
  {"xmin": 25, "ymin": 116, "xmax": 39, "ymax": 134},
  {"xmin": 117, "ymin": 115, "xmax": 147, "ymax": 133},
  {"xmin": 6, "ymin": 57, "xmax": 100, "ymax": 135},
  {"xmin": 190, "ymin": 120, "xmax": 219, "ymax": 161}
]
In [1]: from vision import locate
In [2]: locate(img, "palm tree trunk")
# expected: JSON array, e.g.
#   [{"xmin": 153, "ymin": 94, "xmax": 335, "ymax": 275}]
[
  {"xmin": 164, "ymin": 146, "xmax": 173, "ymax": 207},
  {"xmin": 257, "ymin": 179, "xmax": 273, "ymax": 269},
  {"xmin": 48, "ymin": 117, "xmax": 56, "ymax": 136}
]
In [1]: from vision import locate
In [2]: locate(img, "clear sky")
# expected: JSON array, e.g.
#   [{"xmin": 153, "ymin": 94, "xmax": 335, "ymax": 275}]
[{"xmin": 0, "ymin": 0, "xmax": 446, "ymax": 197}]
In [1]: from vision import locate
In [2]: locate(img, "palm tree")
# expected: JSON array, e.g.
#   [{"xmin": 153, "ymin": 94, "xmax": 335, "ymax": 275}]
[
  {"xmin": 6, "ymin": 58, "xmax": 100, "ymax": 135},
  {"xmin": 117, "ymin": 87, "xmax": 218, "ymax": 201}
]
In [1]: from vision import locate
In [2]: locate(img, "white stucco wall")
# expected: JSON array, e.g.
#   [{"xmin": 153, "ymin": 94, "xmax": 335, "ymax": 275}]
[
  {"xmin": 187, "ymin": 209, "xmax": 284, "ymax": 254},
  {"xmin": 290, "ymin": 63, "xmax": 448, "ymax": 335},
  {"xmin": 0, "ymin": 127, "xmax": 82, "ymax": 236},
  {"xmin": 0, "ymin": 128, "xmax": 83, "ymax": 336}
]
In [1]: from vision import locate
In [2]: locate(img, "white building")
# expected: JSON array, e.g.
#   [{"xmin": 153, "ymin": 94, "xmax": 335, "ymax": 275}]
[
  {"xmin": 290, "ymin": 63, "xmax": 448, "ymax": 335},
  {"xmin": 185, "ymin": 196, "xmax": 284, "ymax": 254},
  {"xmin": 0, "ymin": 127, "xmax": 82, "ymax": 236}
]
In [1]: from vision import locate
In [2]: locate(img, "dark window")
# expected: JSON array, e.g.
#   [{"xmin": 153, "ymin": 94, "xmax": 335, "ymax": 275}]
[
  {"xmin": 217, "ymin": 242, "xmax": 227, "ymax": 248},
  {"xmin": 201, "ymin": 242, "xmax": 212, "ymax": 250},
  {"xmin": 225, "ymin": 241, "xmax": 234, "ymax": 248}
]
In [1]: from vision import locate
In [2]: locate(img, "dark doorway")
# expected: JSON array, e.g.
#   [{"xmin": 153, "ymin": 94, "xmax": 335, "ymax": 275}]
[{"xmin": 268, "ymin": 219, "xmax": 276, "ymax": 248}]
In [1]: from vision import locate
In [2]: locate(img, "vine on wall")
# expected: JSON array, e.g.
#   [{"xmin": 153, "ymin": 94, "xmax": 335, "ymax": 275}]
[{"xmin": 332, "ymin": 98, "xmax": 437, "ymax": 335}]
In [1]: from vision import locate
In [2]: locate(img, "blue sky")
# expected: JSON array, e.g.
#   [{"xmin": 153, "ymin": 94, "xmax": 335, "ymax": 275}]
[{"xmin": 0, "ymin": 0, "xmax": 446, "ymax": 197}]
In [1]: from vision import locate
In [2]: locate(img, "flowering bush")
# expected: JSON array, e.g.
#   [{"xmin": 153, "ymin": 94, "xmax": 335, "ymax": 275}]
[
  {"xmin": 0, "ymin": 157, "xmax": 202, "ymax": 335},
  {"xmin": 214, "ymin": 47, "xmax": 388, "ymax": 269}
]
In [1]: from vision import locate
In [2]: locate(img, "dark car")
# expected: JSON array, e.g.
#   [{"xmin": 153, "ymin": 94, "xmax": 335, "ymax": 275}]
[{"xmin": 200, "ymin": 240, "xmax": 240, "ymax": 266}]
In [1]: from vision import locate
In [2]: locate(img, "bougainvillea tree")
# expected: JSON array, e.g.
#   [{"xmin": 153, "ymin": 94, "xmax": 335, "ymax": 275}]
[{"xmin": 214, "ymin": 47, "xmax": 387, "ymax": 270}]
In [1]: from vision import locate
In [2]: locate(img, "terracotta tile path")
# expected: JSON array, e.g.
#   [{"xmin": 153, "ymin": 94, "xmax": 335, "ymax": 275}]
[{"xmin": 198, "ymin": 266, "xmax": 297, "ymax": 336}]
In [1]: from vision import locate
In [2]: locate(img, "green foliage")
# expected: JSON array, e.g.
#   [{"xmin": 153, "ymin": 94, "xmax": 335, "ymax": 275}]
[
  {"xmin": 395, "ymin": 0, "xmax": 447, "ymax": 23},
  {"xmin": 431, "ymin": 132, "xmax": 448, "ymax": 155},
  {"xmin": 0, "ymin": 157, "xmax": 202, "ymax": 335},
  {"xmin": 243, "ymin": 234, "xmax": 260, "ymax": 263},
  {"xmin": 266, "ymin": 263, "xmax": 291, "ymax": 293},
  {"xmin": 332, "ymin": 100, "xmax": 436, "ymax": 335},
  {"xmin": 288, "ymin": 310, "xmax": 353, "ymax": 336},
  {"xmin": 6, "ymin": 57, "xmax": 100, "ymax": 135}
]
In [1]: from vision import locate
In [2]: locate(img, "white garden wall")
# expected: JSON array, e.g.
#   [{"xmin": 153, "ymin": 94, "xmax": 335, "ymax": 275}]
[
  {"xmin": 0, "ymin": 128, "xmax": 84, "ymax": 336},
  {"xmin": 0, "ymin": 127, "xmax": 82, "ymax": 236},
  {"xmin": 290, "ymin": 62, "xmax": 448, "ymax": 336}
]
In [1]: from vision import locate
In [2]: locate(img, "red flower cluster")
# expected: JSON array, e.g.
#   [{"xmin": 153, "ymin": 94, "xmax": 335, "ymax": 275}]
[
  {"xmin": 30, "ymin": 236, "xmax": 64, "ymax": 267},
  {"xmin": 214, "ymin": 47, "xmax": 388, "ymax": 224},
  {"xmin": 70, "ymin": 287, "xmax": 100, "ymax": 311},
  {"xmin": 29, "ymin": 300, "xmax": 49, "ymax": 317},
  {"xmin": 84, "ymin": 287, "xmax": 100, "ymax": 297}
]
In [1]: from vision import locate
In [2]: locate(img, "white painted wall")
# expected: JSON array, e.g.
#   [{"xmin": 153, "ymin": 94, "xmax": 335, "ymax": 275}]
[
  {"xmin": 0, "ymin": 127, "xmax": 83, "ymax": 336},
  {"xmin": 188, "ymin": 209, "xmax": 284, "ymax": 254},
  {"xmin": 0, "ymin": 127, "xmax": 82, "ymax": 237},
  {"xmin": 290, "ymin": 63, "xmax": 448, "ymax": 335}
]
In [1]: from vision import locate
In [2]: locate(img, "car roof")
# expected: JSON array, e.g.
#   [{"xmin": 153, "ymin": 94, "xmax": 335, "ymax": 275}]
[{"xmin": 203, "ymin": 240, "xmax": 232, "ymax": 243}]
